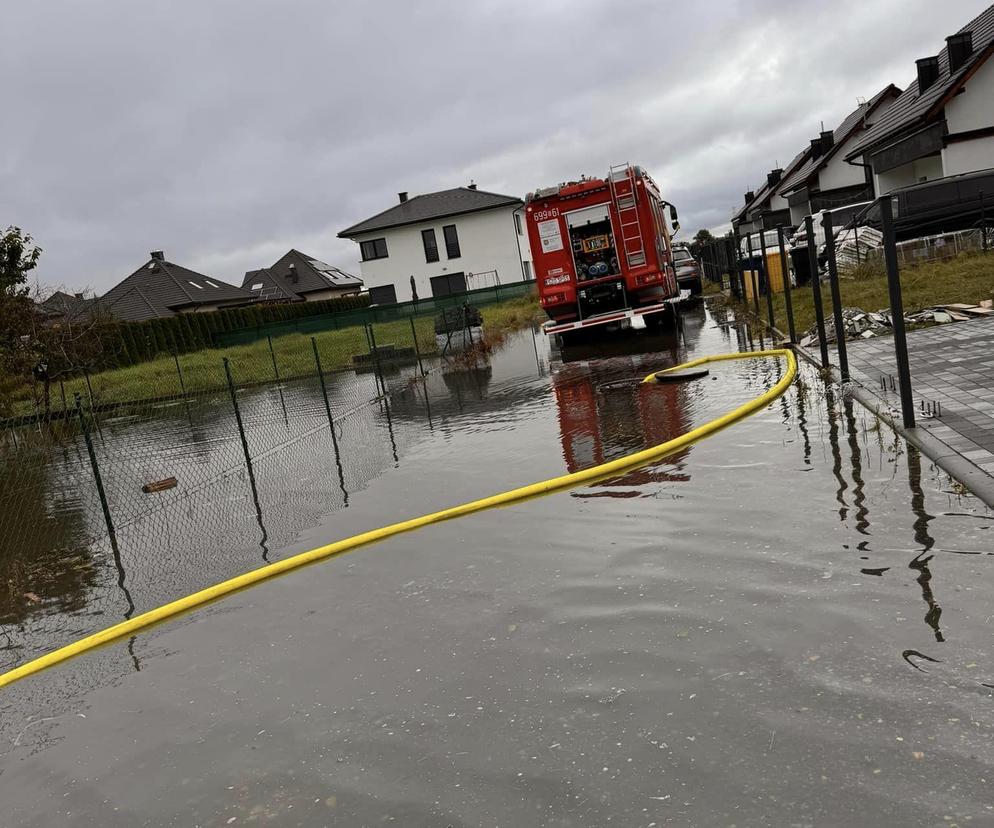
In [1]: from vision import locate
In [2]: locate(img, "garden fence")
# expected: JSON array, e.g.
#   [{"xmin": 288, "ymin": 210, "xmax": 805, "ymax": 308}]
[{"xmin": 0, "ymin": 315, "xmax": 451, "ymax": 672}]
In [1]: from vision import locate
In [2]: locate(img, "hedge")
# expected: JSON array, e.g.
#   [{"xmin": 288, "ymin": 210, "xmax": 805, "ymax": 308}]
[{"xmin": 98, "ymin": 294, "xmax": 371, "ymax": 368}]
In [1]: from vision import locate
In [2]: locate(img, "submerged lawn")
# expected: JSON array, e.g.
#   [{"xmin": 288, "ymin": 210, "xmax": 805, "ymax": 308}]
[{"xmin": 9, "ymin": 296, "xmax": 542, "ymax": 417}]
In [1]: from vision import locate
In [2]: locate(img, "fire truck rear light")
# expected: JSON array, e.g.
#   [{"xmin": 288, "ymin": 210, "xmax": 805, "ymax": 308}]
[{"xmin": 541, "ymin": 292, "xmax": 567, "ymax": 306}]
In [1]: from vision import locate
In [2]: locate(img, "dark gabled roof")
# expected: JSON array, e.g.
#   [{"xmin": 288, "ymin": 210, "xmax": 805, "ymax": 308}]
[
  {"xmin": 338, "ymin": 187, "xmax": 522, "ymax": 238},
  {"xmin": 241, "ymin": 268, "xmax": 299, "ymax": 303},
  {"xmin": 846, "ymin": 5, "xmax": 994, "ymax": 160},
  {"xmin": 778, "ymin": 84, "xmax": 903, "ymax": 196},
  {"xmin": 102, "ymin": 285, "xmax": 176, "ymax": 322},
  {"xmin": 38, "ymin": 290, "xmax": 97, "ymax": 320},
  {"xmin": 241, "ymin": 250, "xmax": 363, "ymax": 302},
  {"xmin": 272, "ymin": 250, "xmax": 361, "ymax": 293},
  {"xmin": 97, "ymin": 255, "xmax": 256, "ymax": 322},
  {"xmin": 731, "ymin": 147, "xmax": 810, "ymax": 223}
]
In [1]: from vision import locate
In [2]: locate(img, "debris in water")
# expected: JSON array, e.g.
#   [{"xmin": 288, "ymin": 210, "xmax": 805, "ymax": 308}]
[{"xmin": 142, "ymin": 476, "xmax": 178, "ymax": 494}]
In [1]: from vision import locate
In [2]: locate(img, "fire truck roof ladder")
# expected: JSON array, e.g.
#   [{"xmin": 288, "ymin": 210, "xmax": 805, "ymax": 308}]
[{"xmin": 608, "ymin": 163, "xmax": 646, "ymax": 268}]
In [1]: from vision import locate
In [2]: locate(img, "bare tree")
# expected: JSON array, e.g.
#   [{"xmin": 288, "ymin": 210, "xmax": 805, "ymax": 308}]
[{"xmin": 26, "ymin": 286, "xmax": 118, "ymax": 416}]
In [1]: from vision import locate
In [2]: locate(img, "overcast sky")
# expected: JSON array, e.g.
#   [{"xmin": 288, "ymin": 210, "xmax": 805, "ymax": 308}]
[{"xmin": 3, "ymin": 0, "xmax": 988, "ymax": 294}]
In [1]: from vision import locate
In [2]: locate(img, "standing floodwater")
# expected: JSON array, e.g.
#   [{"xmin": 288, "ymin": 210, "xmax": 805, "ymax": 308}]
[{"xmin": 1, "ymin": 303, "xmax": 993, "ymax": 827}]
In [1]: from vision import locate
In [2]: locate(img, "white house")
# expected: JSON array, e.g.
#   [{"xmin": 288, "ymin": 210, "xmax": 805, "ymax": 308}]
[
  {"xmin": 777, "ymin": 85, "xmax": 902, "ymax": 226},
  {"xmin": 730, "ymin": 149, "xmax": 807, "ymax": 235},
  {"xmin": 845, "ymin": 7, "xmax": 994, "ymax": 194},
  {"xmin": 338, "ymin": 185, "xmax": 533, "ymax": 304}
]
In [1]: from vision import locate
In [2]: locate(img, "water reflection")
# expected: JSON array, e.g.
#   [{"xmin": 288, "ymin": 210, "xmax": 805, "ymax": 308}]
[
  {"xmin": 906, "ymin": 446, "xmax": 943, "ymax": 643},
  {"xmin": 442, "ymin": 363, "xmax": 493, "ymax": 407},
  {"xmin": 7, "ymin": 304, "xmax": 994, "ymax": 826},
  {"xmin": 825, "ymin": 385, "xmax": 849, "ymax": 520},
  {"xmin": 0, "ymin": 438, "xmax": 98, "ymax": 628},
  {"xmin": 811, "ymin": 370, "xmax": 950, "ymax": 646},
  {"xmin": 1, "ymin": 367, "xmax": 427, "ymax": 669},
  {"xmin": 551, "ymin": 342, "xmax": 691, "ymax": 490},
  {"xmin": 841, "ymin": 396, "xmax": 870, "ymax": 538}
]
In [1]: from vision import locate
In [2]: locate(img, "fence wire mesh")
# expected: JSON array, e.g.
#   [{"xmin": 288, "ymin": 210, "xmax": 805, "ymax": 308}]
[{"xmin": 0, "ymin": 313, "xmax": 454, "ymax": 671}]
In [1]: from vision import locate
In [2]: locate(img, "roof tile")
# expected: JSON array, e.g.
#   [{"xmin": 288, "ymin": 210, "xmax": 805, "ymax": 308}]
[
  {"xmin": 846, "ymin": 4, "xmax": 994, "ymax": 160},
  {"xmin": 339, "ymin": 187, "xmax": 522, "ymax": 237}
]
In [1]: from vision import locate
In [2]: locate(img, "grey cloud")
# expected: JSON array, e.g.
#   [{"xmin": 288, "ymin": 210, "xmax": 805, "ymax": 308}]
[{"xmin": 2, "ymin": 0, "xmax": 987, "ymax": 293}]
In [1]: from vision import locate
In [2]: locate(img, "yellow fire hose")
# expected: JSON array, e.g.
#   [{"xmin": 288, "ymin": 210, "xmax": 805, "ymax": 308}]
[{"xmin": 0, "ymin": 349, "xmax": 795, "ymax": 691}]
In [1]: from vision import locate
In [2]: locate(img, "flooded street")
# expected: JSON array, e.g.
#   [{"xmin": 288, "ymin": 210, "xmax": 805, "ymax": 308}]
[{"xmin": 2, "ymin": 302, "xmax": 993, "ymax": 826}]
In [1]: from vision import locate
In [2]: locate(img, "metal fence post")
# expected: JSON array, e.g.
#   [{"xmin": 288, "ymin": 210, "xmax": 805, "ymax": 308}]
[
  {"xmin": 777, "ymin": 226, "xmax": 796, "ymax": 343},
  {"xmin": 730, "ymin": 230, "xmax": 743, "ymax": 301},
  {"xmin": 75, "ymin": 392, "xmax": 116, "ymax": 543},
  {"xmin": 223, "ymin": 357, "xmax": 260, "ymax": 492},
  {"xmin": 759, "ymin": 230, "xmax": 775, "ymax": 331},
  {"xmin": 409, "ymin": 315, "xmax": 426, "ymax": 377},
  {"xmin": 365, "ymin": 323, "xmax": 398, "ymax": 462},
  {"xmin": 311, "ymin": 337, "xmax": 344, "ymax": 469},
  {"xmin": 267, "ymin": 336, "xmax": 283, "ymax": 385},
  {"xmin": 367, "ymin": 322, "xmax": 386, "ymax": 398},
  {"xmin": 746, "ymin": 233, "xmax": 760, "ymax": 315},
  {"xmin": 981, "ymin": 189, "xmax": 989, "ymax": 253},
  {"xmin": 805, "ymin": 216, "xmax": 830, "ymax": 368},
  {"xmin": 83, "ymin": 368, "xmax": 96, "ymax": 410},
  {"xmin": 172, "ymin": 351, "xmax": 188, "ymax": 397},
  {"xmin": 822, "ymin": 212, "xmax": 849, "ymax": 381},
  {"xmin": 466, "ymin": 305, "xmax": 475, "ymax": 347},
  {"xmin": 880, "ymin": 197, "xmax": 916, "ymax": 429}
]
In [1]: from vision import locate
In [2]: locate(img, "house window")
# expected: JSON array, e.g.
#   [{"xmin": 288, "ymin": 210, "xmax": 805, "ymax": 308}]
[
  {"xmin": 522, "ymin": 261, "xmax": 532, "ymax": 280},
  {"xmin": 360, "ymin": 238, "xmax": 389, "ymax": 261},
  {"xmin": 422, "ymin": 228, "xmax": 439, "ymax": 263},
  {"xmin": 514, "ymin": 212, "xmax": 523, "ymax": 235},
  {"xmin": 443, "ymin": 224, "xmax": 461, "ymax": 259}
]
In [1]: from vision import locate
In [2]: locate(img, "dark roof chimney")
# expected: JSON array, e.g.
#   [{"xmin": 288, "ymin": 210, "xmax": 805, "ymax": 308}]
[
  {"xmin": 468, "ymin": 182, "xmax": 477, "ymax": 190},
  {"xmin": 287, "ymin": 262, "xmax": 298, "ymax": 283},
  {"xmin": 820, "ymin": 130, "xmax": 835, "ymax": 149},
  {"xmin": 766, "ymin": 168, "xmax": 783, "ymax": 187},
  {"xmin": 916, "ymin": 56, "xmax": 940, "ymax": 92},
  {"xmin": 398, "ymin": 192, "xmax": 408, "ymax": 203},
  {"xmin": 744, "ymin": 190, "xmax": 755, "ymax": 205},
  {"xmin": 150, "ymin": 250, "xmax": 165, "ymax": 261},
  {"xmin": 947, "ymin": 31, "xmax": 973, "ymax": 73},
  {"xmin": 809, "ymin": 137, "xmax": 824, "ymax": 158}
]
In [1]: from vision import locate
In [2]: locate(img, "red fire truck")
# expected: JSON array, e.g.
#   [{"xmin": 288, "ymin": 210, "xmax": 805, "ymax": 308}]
[{"xmin": 525, "ymin": 163, "xmax": 682, "ymax": 338}]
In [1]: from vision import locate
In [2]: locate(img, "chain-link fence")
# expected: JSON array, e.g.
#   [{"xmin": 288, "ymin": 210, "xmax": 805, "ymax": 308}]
[{"xmin": 0, "ymin": 316, "xmax": 450, "ymax": 671}]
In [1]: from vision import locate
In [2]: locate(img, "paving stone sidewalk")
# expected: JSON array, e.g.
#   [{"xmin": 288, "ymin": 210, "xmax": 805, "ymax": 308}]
[{"xmin": 842, "ymin": 316, "xmax": 994, "ymax": 477}]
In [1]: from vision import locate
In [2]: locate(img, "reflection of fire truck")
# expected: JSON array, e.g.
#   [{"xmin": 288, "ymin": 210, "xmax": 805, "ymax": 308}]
[
  {"xmin": 553, "ymin": 361, "xmax": 691, "ymax": 488},
  {"xmin": 526, "ymin": 163, "xmax": 682, "ymax": 339}
]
